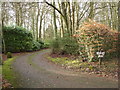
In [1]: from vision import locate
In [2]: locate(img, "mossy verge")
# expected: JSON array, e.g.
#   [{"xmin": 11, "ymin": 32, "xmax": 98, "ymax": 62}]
[
  {"xmin": 0, "ymin": 65, "xmax": 2, "ymax": 89},
  {"xmin": 0, "ymin": 65, "xmax": 2, "ymax": 74},
  {"xmin": 2, "ymin": 57, "xmax": 18, "ymax": 87},
  {"xmin": 46, "ymin": 55, "xmax": 118, "ymax": 79},
  {"xmin": 47, "ymin": 56, "xmax": 83, "ymax": 68}
]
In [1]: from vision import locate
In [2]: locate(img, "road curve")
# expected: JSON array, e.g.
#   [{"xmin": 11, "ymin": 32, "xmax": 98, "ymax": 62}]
[{"xmin": 12, "ymin": 49, "xmax": 118, "ymax": 88}]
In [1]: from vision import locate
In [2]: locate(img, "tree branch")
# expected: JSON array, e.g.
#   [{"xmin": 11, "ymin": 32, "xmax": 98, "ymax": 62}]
[
  {"xmin": 94, "ymin": 5, "xmax": 117, "ymax": 10},
  {"xmin": 77, "ymin": 4, "xmax": 90, "ymax": 24},
  {"xmin": 45, "ymin": 1, "xmax": 64, "ymax": 18}
]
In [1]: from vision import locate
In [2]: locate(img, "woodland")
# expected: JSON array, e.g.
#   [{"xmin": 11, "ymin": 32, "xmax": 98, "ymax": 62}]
[{"xmin": 0, "ymin": 1, "xmax": 119, "ymax": 88}]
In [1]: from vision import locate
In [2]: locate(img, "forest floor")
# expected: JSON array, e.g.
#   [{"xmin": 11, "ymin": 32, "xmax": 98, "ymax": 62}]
[
  {"xmin": 2, "ymin": 49, "xmax": 118, "ymax": 88},
  {"xmin": 47, "ymin": 53, "xmax": 118, "ymax": 80}
]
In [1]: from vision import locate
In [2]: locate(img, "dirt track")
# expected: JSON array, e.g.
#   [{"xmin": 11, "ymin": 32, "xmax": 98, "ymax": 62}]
[{"xmin": 12, "ymin": 49, "xmax": 118, "ymax": 88}]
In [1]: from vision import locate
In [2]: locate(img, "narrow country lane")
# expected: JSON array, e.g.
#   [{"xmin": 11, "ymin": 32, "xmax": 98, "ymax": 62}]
[{"xmin": 12, "ymin": 49, "xmax": 118, "ymax": 88}]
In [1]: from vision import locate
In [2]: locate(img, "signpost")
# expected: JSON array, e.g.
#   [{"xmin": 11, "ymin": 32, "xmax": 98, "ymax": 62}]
[{"xmin": 96, "ymin": 50, "xmax": 105, "ymax": 66}]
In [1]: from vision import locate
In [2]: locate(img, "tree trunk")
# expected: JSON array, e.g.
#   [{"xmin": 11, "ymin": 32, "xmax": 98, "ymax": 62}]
[
  {"xmin": 72, "ymin": 2, "xmax": 75, "ymax": 34},
  {"xmin": 39, "ymin": 13, "xmax": 43, "ymax": 40},
  {"xmin": 109, "ymin": 3, "xmax": 113, "ymax": 29},
  {"xmin": 43, "ymin": 16, "xmax": 46, "ymax": 39},
  {"xmin": 1, "ymin": 3, "xmax": 6, "ymax": 54},
  {"xmin": 58, "ymin": 2, "xmax": 64, "ymax": 37},
  {"xmin": 118, "ymin": 1, "xmax": 120, "ymax": 32},
  {"xmin": 36, "ymin": 3, "xmax": 39, "ymax": 41},
  {"xmin": 68, "ymin": 2, "xmax": 72, "ymax": 36},
  {"xmin": 118, "ymin": 1, "xmax": 120, "ymax": 60},
  {"xmin": 53, "ymin": 1, "xmax": 57, "ymax": 38},
  {"xmin": 1, "ymin": 25, "xmax": 6, "ymax": 54},
  {"xmin": 32, "ymin": 14, "xmax": 35, "ymax": 38},
  {"xmin": 88, "ymin": 2, "xmax": 94, "ymax": 19}
]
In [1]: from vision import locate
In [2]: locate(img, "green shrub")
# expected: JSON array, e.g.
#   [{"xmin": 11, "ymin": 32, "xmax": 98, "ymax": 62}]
[
  {"xmin": 38, "ymin": 40, "xmax": 45, "ymax": 49},
  {"xmin": 51, "ymin": 37, "xmax": 79, "ymax": 55},
  {"xmin": 42, "ymin": 43, "xmax": 50, "ymax": 49},
  {"xmin": 0, "ymin": 57, "xmax": 2, "ymax": 65},
  {"xmin": 7, "ymin": 52, "xmax": 12, "ymax": 58},
  {"xmin": 2, "ymin": 26, "xmax": 43, "ymax": 53},
  {"xmin": 32, "ymin": 41, "xmax": 41, "ymax": 51},
  {"xmin": 51, "ymin": 38, "xmax": 60, "ymax": 54},
  {"xmin": 60, "ymin": 37, "xmax": 79, "ymax": 55},
  {"xmin": 37, "ymin": 40, "xmax": 50, "ymax": 49},
  {"xmin": 89, "ymin": 65, "xmax": 94, "ymax": 70}
]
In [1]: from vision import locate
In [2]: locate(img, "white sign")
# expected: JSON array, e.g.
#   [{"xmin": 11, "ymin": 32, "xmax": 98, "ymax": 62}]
[{"xmin": 96, "ymin": 51, "xmax": 105, "ymax": 58}]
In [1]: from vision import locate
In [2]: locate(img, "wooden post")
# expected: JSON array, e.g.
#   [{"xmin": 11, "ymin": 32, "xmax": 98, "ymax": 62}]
[{"xmin": 99, "ymin": 58, "xmax": 101, "ymax": 68}]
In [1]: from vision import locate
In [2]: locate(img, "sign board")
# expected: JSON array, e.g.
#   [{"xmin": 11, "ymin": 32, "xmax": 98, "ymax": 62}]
[{"xmin": 96, "ymin": 51, "xmax": 105, "ymax": 58}]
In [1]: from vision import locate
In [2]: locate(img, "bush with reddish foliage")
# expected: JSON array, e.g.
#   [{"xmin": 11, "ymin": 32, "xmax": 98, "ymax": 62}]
[{"xmin": 73, "ymin": 19, "xmax": 119, "ymax": 61}]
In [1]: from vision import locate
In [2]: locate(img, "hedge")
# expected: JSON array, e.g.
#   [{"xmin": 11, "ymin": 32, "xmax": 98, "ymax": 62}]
[{"xmin": 2, "ymin": 26, "xmax": 41, "ymax": 53}]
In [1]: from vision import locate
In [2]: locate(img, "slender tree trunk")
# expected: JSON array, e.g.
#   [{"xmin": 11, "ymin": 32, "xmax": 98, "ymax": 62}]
[
  {"xmin": 1, "ymin": 3, "xmax": 5, "ymax": 27},
  {"xmin": 60, "ymin": 16, "xmax": 64, "ymax": 37},
  {"xmin": 17, "ymin": 3, "xmax": 23, "ymax": 27},
  {"xmin": 58, "ymin": 2, "xmax": 64, "ymax": 37},
  {"xmin": 76, "ymin": 3, "xmax": 79, "ymax": 30},
  {"xmin": 2, "ymin": 25, "xmax": 6, "ymax": 54},
  {"xmin": 1, "ymin": 24, "xmax": 6, "ymax": 54},
  {"xmin": 62, "ymin": 2, "xmax": 70, "ymax": 36},
  {"xmin": 39, "ymin": 13, "xmax": 43, "ymax": 40},
  {"xmin": 88, "ymin": 2, "xmax": 94, "ymax": 19},
  {"xmin": 1, "ymin": 2, "xmax": 6, "ymax": 54},
  {"xmin": 107, "ymin": 3, "xmax": 111, "ymax": 27},
  {"xmin": 53, "ymin": 1, "xmax": 57, "ymax": 38},
  {"xmin": 118, "ymin": 1, "xmax": 120, "ymax": 60},
  {"xmin": 118, "ymin": 1, "xmax": 120, "ymax": 32},
  {"xmin": 36, "ymin": 3, "xmax": 39, "ymax": 41},
  {"xmin": 18, "ymin": 3, "xmax": 20, "ymax": 26},
  {"xmin": 109, "ymin": 3, "xmax": 114, "ymax": 29},
  {"xmin": 113, "ymin": 3, "xmax": 118, "ymax": 30},
  {"xmin": 68, "ymin": 2, "xmax": 72, "ymax": 36},
  {"xmin": 43, "ymin": 16, "xmax": 46, "ymax": 39},
  {"xmin": 32, "ymin": 15, "xmax": 35, "ymax": 38},
  {"xmin": 15, "ymin": 4, "xmax": 18, "ymax": 25},
  {"xmin": 72, "ymin": 2, "xmax": 75, "ymax": 34},
  {"xmin": 2, "ymin": 36, "xmax": 6, "ymax": 54}
]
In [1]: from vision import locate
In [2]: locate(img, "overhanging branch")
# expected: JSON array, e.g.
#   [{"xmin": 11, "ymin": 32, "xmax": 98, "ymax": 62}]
[{"xmin": 45, "ymin": 1, "xmax": 64, "ymax": 18}]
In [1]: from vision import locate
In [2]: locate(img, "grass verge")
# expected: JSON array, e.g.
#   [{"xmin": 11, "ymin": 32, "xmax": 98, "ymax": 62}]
[
  {"xmin": 2, "ymin": 57, "xmax": 18, "ymax": 87},
  {"xmin": 47, "ymin": 56, "xmax": 81, "ymax": 68},
  {"xmin": 0, "ymin": 65, "xmax": 2, "ymax": 74},
  {"xmin": 0, "ymin": 65, "xmax": 2, "ymax": 89},
  {"xmin": 47, "ymin": 56, "xmax": 118, "ymax": 79}
]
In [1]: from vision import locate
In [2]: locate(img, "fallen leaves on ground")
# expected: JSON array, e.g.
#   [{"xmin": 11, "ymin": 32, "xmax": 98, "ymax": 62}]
[{"xmin": 2, "ymin": 78, "xmax": 13, "ymax": 88}]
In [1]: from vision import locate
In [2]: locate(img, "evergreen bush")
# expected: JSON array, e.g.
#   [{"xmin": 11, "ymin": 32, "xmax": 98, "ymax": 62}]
[
  {"xmin": 7, "ymin": 52, "xmax": 12, "ymax": 58},
  {"xmin": 51, "ymin": 37, "xmax": 79, "ymax": 55},
  {"xmin": 2, "ymin": 26, "xmax": 42, "ymax": 53}
]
